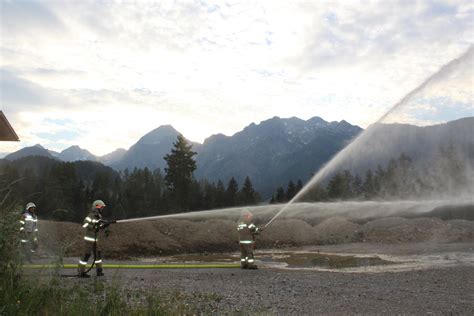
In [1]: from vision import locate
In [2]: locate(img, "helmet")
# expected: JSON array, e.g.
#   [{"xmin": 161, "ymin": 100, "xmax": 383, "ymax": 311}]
[
  {"xmin": 241, "ymin": 209, "xmax": 253, "ymax": 221},
  {"xmin": 92, "ymin": 200, "xmax": 106, "ymax": 210},
  {"xmin": 26, "ymin": 202, "xmax": 36, "ymax": 211}
]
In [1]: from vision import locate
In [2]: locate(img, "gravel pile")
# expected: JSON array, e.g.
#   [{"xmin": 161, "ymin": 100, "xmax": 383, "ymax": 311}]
[{"xmin": 38, "ymin": 215, "xmax": 474, "ymax": 258}]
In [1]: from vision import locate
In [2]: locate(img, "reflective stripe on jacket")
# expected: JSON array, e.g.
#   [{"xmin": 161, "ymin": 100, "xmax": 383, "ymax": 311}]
[
  {"xmin": 20, "ymin": 211, "xmax": 38, "ymax": 242},
  {"xmin": 237, "ymin": 221, "xmax": 259, "ymax": 244},
  {"xmin": 82, "ymin": 211, "xmax": 102, "ymax": 243}
]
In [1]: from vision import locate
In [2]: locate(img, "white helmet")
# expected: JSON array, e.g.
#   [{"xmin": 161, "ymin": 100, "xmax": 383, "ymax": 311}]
[
  {"xmin": 241, "ymin": 209, "xmax": 253, "ymax": 221},
  {"xmin": 26, "ymin": 202, "xmax": 36, "ymax": 211},
  {"xmin": 92, "ymin": 200, "xmax": 106, "ymax": 210}
]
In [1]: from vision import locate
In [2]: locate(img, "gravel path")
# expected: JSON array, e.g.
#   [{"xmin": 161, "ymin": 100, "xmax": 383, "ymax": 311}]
[
  {"xmin": 33, "ymin": 242, "xmax": 473, "ymax": 314},
  {"xmin": 102, "ymin": 265, "xmax": 474, "ymax": 314}
]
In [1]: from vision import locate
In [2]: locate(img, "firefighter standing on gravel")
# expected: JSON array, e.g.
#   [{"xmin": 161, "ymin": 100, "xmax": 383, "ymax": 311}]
[
  {"xmin": 19, "ymin": 202, "xmax": 39, "ymax": 262},
  {"xmin": 78, "ymin": 200, "xmax": 111, "ymax": 278},
  {"xmin": 237, "ymin": 209, "xmax": 261, "ymax": 269}
]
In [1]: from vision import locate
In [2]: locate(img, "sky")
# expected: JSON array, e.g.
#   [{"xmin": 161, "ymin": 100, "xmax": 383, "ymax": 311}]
[{"xmin": 1, "ymin": 0, "xmax": 473, "ymax": 156}]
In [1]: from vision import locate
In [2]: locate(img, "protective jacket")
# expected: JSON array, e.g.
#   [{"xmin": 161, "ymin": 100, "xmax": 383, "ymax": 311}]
[
  {"xmin": 237, "ymin": 220, "xmax": 260, "ymax": 244},
  {"xmin": 19, "ymin": 210, "xmax": 38, "ymax": 246},
  {"xmin": 78, "ymin": 210, "xmax": 106, "ymax": 276},
  {"xmin": 82, "ymin": 210, "xmax": 103, "ymax": 243},
  {"xmin": 237, "ymin": 219, "xmax": 260, "ymax": 268}
]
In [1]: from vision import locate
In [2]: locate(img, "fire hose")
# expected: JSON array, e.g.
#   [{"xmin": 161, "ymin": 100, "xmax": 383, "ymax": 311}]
[{"xmin": 83, "ymin": 219, "xmax": 116, "ymax": 275}]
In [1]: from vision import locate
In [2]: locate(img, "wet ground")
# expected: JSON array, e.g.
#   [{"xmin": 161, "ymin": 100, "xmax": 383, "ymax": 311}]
[
  {"xmin": 94, "ymin": 241, "xmax": 474, "ymax": 273},
  {"xmin": 26, "ymin": 242, "xmax": 474, "ymax": 314}
]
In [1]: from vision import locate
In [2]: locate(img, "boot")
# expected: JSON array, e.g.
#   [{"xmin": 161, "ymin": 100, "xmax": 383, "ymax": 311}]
[
  {"xmin": 78, "ymin": 272, "xmax": 90, "ymax": 278},
  {"xmin": 96, "ymin": 268, "xmax": 104, "ymax": 277}
]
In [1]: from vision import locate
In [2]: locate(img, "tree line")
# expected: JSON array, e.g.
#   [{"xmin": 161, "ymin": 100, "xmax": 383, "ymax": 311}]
[
  {"xmin": 0, "ymin": 135, "xmax": 260, "ymax": 223},
  {"xmin": 270, "ymin": 145, "xmax": 471, "ymax": 202},
  {"xmin": 2, "ymin": 138, "xmax": 469, "ymax": 222}
]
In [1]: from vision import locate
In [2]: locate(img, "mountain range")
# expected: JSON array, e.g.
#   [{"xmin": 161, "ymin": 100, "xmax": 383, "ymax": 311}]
[
  {"xmin": 4, "ymin": 116, "xmax": 361, "ymax": 197},
  {"xmin": 3, "ymin": 116, "xmax": 473, "ymax": 198}
]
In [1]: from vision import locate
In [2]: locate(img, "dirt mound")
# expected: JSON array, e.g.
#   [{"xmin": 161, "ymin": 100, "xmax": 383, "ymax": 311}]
[
  {"xmin": 37, "ymin": 215, "xmax": 474, "ymax": 258},
  {"xmin": 358, "ymin": 217, "xmax": 471, "ymax": 243},
  {"xmin": 148, "ymin": 218, "xmax": 238, "ymax": 253},
  {"xmin": 38, "ymin": 220, "xmax": 82, "ymax": 255},
  {"xmin": 443, "ymin": 220, "xmax": 474, "ymax": 242},
  {"xmin": 259, "ymin": 219, "xmax": 316, "ymax": 247},
  {"xmin": 313, "ymin": 217, "xmax": 360, "ymax": 244},
  {"xmin": 104, "ymin": 221, "xmax": 180, "ymax": 258}
]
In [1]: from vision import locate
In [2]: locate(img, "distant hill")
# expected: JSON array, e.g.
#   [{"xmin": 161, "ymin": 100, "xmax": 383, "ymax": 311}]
[
  {"xmin": 3, "ymin": 116, "xmax": 472, "ymax": 199},
  {"xmin": 110, "ymin": 125, "xmax": 201, "ymax": 171},
  {"xmin": 330, "ymin": 116, "xmax": 474, "ymax": 175},
  {"xmin": 5, "ymin": 144, "xmax": 55, "ymax": 161},
  {"xmin": 99, "ymin": 148, "xmax": 127, "ymax": 165},
  {"xmin": 58, "ymin": 145, "xmax": 98, "ymax": 162},
  {"xmin": 195, "ymin": 116, "xmax": 362, "ymax": 197},
  {"xmin": 0, "ymin": 155, "xmax": 119, "ymax": 186}
]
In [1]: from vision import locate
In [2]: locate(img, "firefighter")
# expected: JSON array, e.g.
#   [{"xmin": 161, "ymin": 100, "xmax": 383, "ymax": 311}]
[
  {"xmin": 19, "ymin": 202, "xmax": 39, "ymax": 262},
  {"xmin": 237, "ymin": 209, "xmax": 261, "ymax": 269},
  {"xmin": 78, "ymin": 200, "xmax": 111, "ymax": 278}
]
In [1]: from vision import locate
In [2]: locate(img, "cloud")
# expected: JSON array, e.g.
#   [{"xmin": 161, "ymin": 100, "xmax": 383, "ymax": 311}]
[
  {"xmin": 0, "ymin": 69, "xmax": 53, "ymax": 108},
  {"xmin": 0, "ymin": 0, "xmax": 67, "ymax": 38},
  {"xmin": 0, "ymin": 0, "xmax": 472, "ymax": 155}
]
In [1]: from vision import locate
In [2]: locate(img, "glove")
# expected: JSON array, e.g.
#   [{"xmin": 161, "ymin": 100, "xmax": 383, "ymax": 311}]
[
  {"xmin": 99, "ymin": 220, "xmax": 111, "ymax": 229},
  {"xmin": 252, "ymin": 226, "xmax": 262, "ymax": 236},
  {"xmin": 94, "ymin": 220, "xmax": 108, "ymax": 231}
]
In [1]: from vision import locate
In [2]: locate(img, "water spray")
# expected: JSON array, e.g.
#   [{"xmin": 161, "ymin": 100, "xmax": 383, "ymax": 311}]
[
  {"xmin": 262, "ymin": 45, "xmax": 474, "ymax": 230},
  {"xmin": 115, "ymin": 214, "xmax": 177, "ymax": 224}
]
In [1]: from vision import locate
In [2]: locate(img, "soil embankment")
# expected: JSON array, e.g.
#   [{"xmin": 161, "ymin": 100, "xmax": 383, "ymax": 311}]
[{"xmin": 38, "ymin": 215, "xmax": 474, "ymax": 258}]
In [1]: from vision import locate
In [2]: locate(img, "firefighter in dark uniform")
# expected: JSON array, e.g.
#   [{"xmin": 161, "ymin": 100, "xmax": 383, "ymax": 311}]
[
  {"xmin": 19, "ymin": 202, "xmax": 39, "ymax": 262},
  {"xmin": 78, "ymin": 200, "xmax": 110, "ymax": 278},
  {"xmin": 237, "ymin": 209, "xmax": 261, "ymax": 269}
]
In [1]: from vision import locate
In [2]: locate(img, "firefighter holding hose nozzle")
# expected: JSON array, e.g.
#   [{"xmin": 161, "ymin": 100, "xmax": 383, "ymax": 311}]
[
  {"xmin": 78, "ymin": 200, "xmax": 113, "ymax": 278},
  {"xmin": 237, "ymin": 209, "xmax": 262, "ymax": 269}
]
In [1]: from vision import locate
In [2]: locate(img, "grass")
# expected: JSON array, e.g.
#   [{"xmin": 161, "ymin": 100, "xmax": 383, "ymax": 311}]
[{"xmin": 1, "ymin": 196, "xmax": 218, "ymax": 315}]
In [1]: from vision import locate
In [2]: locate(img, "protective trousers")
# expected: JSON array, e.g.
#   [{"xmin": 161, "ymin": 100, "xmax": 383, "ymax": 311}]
[
  {"xmin": 239, "ymin": 242, "xmax": 256, "ymax": 268},
  {"xmin": 21, "ymin": 240, "xmax": 35, "ymax": 262},
  {"xmin": 77, "ymin": 240, "xmax": 103, "ymax": 274}
]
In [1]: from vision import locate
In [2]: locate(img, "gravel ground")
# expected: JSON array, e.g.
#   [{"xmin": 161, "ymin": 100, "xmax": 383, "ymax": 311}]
[
  {"xmin": 42, "ymin": 242, "xmax": 473, "ymax": 315},
  {"xmin": 33, "ymin": 204, "xmax": 474, "ymax": 315},
  {"xmin": 91, "ymin": 264, "xmax": 474, "ymax": 314}
]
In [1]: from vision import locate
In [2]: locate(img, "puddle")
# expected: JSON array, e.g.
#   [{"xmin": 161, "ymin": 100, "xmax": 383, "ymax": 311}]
[
  {"xmin": 169, "ymin": 253, "xmax": 237, "ymax": 263},
  {"xmin": 166, "ymin": 252, "xmax": 398, "ymax": 270},
  {"xmin": 134, "ymin": 248, "xmax": 474, "ymax": 273},
  {"xmin": 271, "ymin": 253, "xmax": 397, "ymax": 269}
]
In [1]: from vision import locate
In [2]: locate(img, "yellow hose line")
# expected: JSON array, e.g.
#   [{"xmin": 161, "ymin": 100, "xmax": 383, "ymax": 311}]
[{"xmin": 23, "ymin": 263, "xmax": 240, "ymax": 269}]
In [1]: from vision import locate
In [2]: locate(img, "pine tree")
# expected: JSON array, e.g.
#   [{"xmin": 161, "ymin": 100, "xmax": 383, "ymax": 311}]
[
  {"xmin": 164, "ymin": 134, "xmax": 197, "ymax": 212},
  {"xmin": 296, "ymin": 179, "xmax": 304, "ymax": 194},
  {"xmin": 275, "ymin": 186, "xmax": 286, "ymax": 203},
  {"xmin": 202, "ymin": 180, "xmax": 216, "ymax": 210},
  {"xmin": 286, "ymin": 180, "xmax": 297, "ymax": 201},
  {"xmin": 240, "ymin": 176, "xmax": 259, "ymax": 205},
  {"xmin": 363, "ymin": 169, "xmax": 377, "ymax": 199},
  {"xmin": 215, "ymin": 180, "xmax": 226, "ymax": 208},
  {"xmin": 226, "ymin": 177, "xmax": 239, "ymax": 206},
  {"xmin": 306, "ymin": 184, "xmax": 327, "ymax": 202},
  {"xmin": 327, "ymin": 170, "xmax": 354, "ymax": 200}
]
